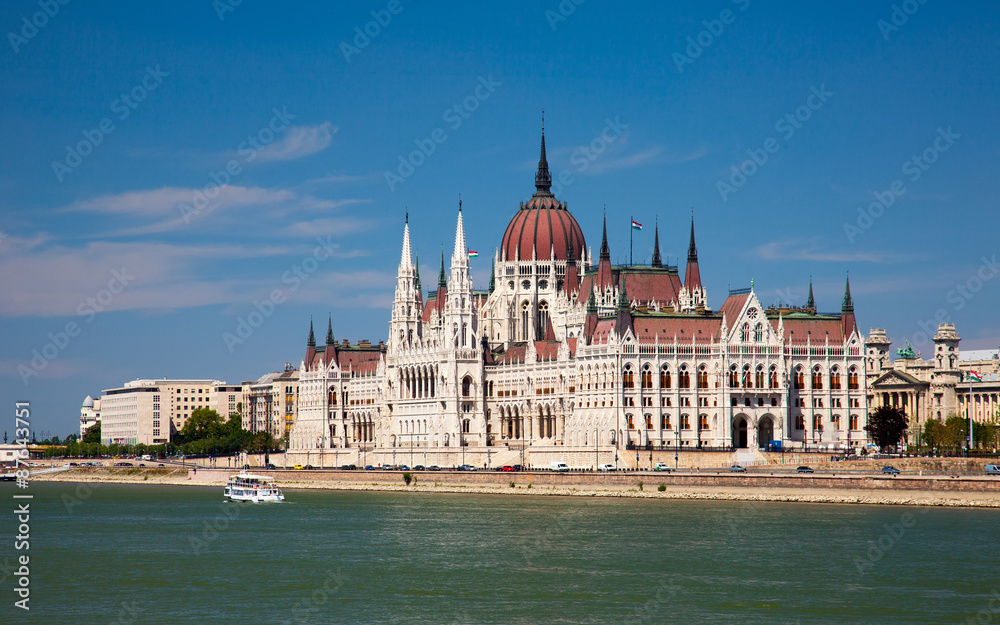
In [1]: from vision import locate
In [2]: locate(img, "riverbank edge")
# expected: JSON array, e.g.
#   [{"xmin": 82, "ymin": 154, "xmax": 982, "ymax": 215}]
[{"xmin": 27, "ymin": 469, "xmax": 1000, "ymax": 508}]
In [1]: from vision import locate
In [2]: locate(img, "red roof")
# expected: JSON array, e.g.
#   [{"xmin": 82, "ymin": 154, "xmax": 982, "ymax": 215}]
[
  {"xmin": 718, "ymin": 293, "xmax": 750, "ymax": 322},
  {"xmin": 773, "ymin": 317, "xmax": 850, "ymax": 345},
  {"xmin": 633, "ymin": 316, "xmax": 722, "ymax": 344},
  {"xmin": 500, "ymin": 204, "xmax": 586, "ymax": 262}
]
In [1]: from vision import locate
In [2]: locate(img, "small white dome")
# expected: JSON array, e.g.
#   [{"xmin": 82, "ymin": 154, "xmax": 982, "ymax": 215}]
[{"xmin": 82, "ymin": 395, "xmax": 95, "ymax": 408}]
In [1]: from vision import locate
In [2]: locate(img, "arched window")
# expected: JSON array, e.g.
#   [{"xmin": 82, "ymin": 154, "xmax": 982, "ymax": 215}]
[
  {"xmin": 768, "ymin": 366, "xmax": 778, "ymax": 389},
  {"xmin": 794, "ymin": 366, "xmax": 805, "ymax": 390},
  {"xmin": 461, "ymin": 376, "xmax": 472, "ymax": 397},
  {"xmin": 830, "ymin": 368, "xmax": 842, "ymax": 390},
  {"xmin": 660, "ymin": 366, "xmax": 671, "ymax": 389},
  {"xmin": 812, "ymin": 366, "xmax": 824, "ymax": 390},
  {"xmin": 813, "ymin": 415, "xmax": 824, "ymax": 432},
  {"xmin": 742, "ymin": 365, "xmax": 752, "ymax": 389},
  {"xmin": 521, "ymin": 301, "xmax": 530, "ymax": 341},
  {"xmin": 697, "ymin": 365, "xmax": 709, "ymax": 389},
  {"xmin": 741, "ymin": 323, "xmax": 750, "ymax": 342},
  {"xmin": 755, "ymin": 365, "xmax": 765, "ymax": 389},
  {"xmin": 754, "ymin": 323, "xmax": 764, "ymax": 342},
  {"xmin": 641, "ymin": 365, "xmax": 652, "ymax": 389},
  {"xmin": 678, "ymin": 366, "xmax": 691, "ymax": 389},
  {"xmin": 537, "ymin": 301, "xmax": 550, "ymax": 339},
  {"xmin": 795, "ymin": 415, "xmax": 805, "ymax": 430},
  {"xmin": 623, "ymin": 365, "xmax": 635, "ymax": 389},
  {"xmin": 848, "ymin": 367, "xmax": 860, "ymax": 390},
  {"xmin": 729, "ymin": 364, "xmax": 739, "ymax": 388}
]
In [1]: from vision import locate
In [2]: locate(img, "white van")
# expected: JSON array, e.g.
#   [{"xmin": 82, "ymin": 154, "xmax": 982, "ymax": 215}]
[
  {"xmin": 550, "ymin": 461, "xmax": 569, "ymax": 472},
  {"xmin": 985, "ymin": 465, "xmax": 1000, "ymax": 475}
]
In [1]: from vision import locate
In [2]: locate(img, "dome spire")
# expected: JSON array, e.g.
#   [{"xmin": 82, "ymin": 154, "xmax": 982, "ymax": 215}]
[
  {"xmin": 600, "ymin": 209, "xmax": 610, "ymax": 261},
  {"xmin": 533, "ymin": 111, "xmax": 553, "ymax": 197},
  {"xmin": 651, "ymin": 218, "xmax": 662, "ymax": 268},
  {"xmin": 806, "ymin": 277, "xmax": 815, "ymax": 311}
]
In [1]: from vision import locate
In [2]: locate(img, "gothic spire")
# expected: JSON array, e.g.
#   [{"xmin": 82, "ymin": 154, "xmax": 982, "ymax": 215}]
[
  {"xmin": 586, "ymin": 289, "xmax": 597, "ymax": 315},
  {"xmin": 687, "ymin": 214, "xmax": 698, "ymax": 262},
  {"xmin": 842, "ymin": 273, "xmax": 854, "ymax": 313},
  {"xmin": 399, "ymin": 213, "xmax": 414, "ymax": 272},
  {"xmin": 414, "ymin": 253, "xmax": 421, "ymax": 293},
  {"xmin": 806, "ymin": 277, "xmax": 815, "ymax": 310},
  {"xmin": 533, "ymin": 112, "xmax": 552, "ymax": 197},
  {"xmin": 452, "ymin": 201, "xmax": 468, "ymax": 266},
  {"xmin": 307, "ymin": 317, "xmax": 315, "ymax": 348},
  {"xmin": 326, "ymin": 315, "xmax": 334, "ymax": 345},
  {"xmin": 618, "ymin": 274, "xmax": 630, "ymax": 312},
  {"xmin": 684, "ymin": 214, "xmax": 702, "ymax": 290},
  {"xmin": 488, "ymin": 256, "xmax": 496, "ymax": 294},
  {"xmin": 651, "ymin": 218, "xmax": 662, "ymax": 268},
  {"xmin": 438, "ymin": 247, "xmax": 447, "ymax": 289},
  {"xmin": 600, "ymin": 210, "xmax": 610, "ymax": 261}
]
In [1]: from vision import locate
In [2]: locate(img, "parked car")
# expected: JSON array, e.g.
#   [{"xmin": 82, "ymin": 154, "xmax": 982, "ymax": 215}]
[
  {"xmin": 550, "ymin": 461, "xmax": 569, "ymax": 472},
  {"xmin": 881, "ymin": 465, "xmax": 901, "ymax": 475},
  {"xmin": 985, "ymin": 464, "xmax": 1000, "ymax": 475},
  {"xmin": 598, "ymin": 463, "xmax": 615, "ymax": 472},
  {"xmin": 293, "ymin": 464, "xmax": 304, "ymax": 470},
  {"xmin": 364, "ymin": 465, "xmax": 375, "ymax": 471},
  {"xmin": 501, "ymin": 465, "xmax": 516, "ymax": 472},
  {"xmin": 412, "ymin": 465, "xmax": 425, "ymax": 471},
  {"xmin": 795, "ymin": 466, "xmax": 815, "ymax": 473},
  {"xmin": 68, "ymin": 462, "xmax": 79, "ymax": 467},
  {"xmin": 114, "ymin": 462, "xmax": 133, "ymax": 467},
  {"xmin": 265, "ymin": 463, "xmax": 277, "ymax": 470},
  {"xmin": 303, "ymin": 465, "xmax": 315, "ymax": 470},
  {"xmin": 157, "ymin": 463, "xmax": 165, "ymax": 467},
  {"xmin": 653, "ymin": 462, "xmax": 673, "ymax": 472},
  {"xmin": 427, "ymin": 465, "xmax": 441, "ymax": 471},
  {"xmin": 512, "ymin": 464, "xmax": 524, "ymax": 472},
  {"xmin": 729, "ymin": 465, "xmax": 747, "ymax": 473},
  {"xmin": 458, "ymin": 464, "xmax": 476, "ymax": 471}
]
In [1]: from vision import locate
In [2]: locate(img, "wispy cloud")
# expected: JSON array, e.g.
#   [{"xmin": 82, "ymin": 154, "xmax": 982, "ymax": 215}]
[
  {"xmin": 256, "ymin": 122, "xmax": 336, "ymax": 162},
  {"xmin": 755, "ymin": 238, "xmax": 908, "ymax": 264},
  {"xmin": 588, "ymin": 146, "xmax": 663, "ymax": 174}
]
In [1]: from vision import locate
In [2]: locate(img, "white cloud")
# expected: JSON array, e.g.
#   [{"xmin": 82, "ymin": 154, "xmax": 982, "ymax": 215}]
[
  {"xmin": 256, "ymin": 122, "xmax": 336, "ymax": 162},
  {"xmin": 755, "ymin": 239, "xmax": 908, "ymax": 264}
]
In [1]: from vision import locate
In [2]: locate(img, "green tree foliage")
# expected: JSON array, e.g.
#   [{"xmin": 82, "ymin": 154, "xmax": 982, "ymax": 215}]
[
  {"xmin": 923, "ymin": 419, "xmax": 947, "ymax": 449},
  {"xmin": 864, "ymin": 405, "xmax": 909, "ymax": 451},
  {"xmin": 82, "ymin": 422, "xmax": 101, "ymax": 444}
]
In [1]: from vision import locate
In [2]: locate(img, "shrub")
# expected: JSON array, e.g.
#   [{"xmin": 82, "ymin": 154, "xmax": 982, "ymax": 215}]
[
  {"xmin": 638, "ymin": 481, "xmax": 644, "ymax": 491},
  {"xmin": 509, "ymin": 481, "xmax": 515, "ymax": 488},
  {"xmin": 657, "ymin": 484, "xmax": 666, "ymax": 492},
  {"xmin": 403, "ymin": 472, "xmax": 412, "ymax": 486}
]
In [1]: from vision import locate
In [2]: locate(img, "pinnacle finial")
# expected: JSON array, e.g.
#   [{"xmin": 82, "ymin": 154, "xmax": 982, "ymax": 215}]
[
  {"xmin": 807, "ymin": 277, "xmax": 815, "ymax": 310},
  {"xmin": 651, "ymin": 218, "xmax": 662, "ymax": 268},
  {"xmin": 438, "ymin": 246, "xmax": 447, "ymax": 289},
  {"xmin": 307, "ymin": 317, "xmax": 316, "ymax": 348},
  {"xmin": 600, "ymin": 209, "xmax": 610, "ymax": 262},
  {"xmin": 843, "ymin": 273, "xmax": 854, "ymax": 312},
  {"xmin": 326, "ymin": 314, "xmax": 334, "ymax": 344},
  {"xmin": 688, "ymin": 214, "xmax": 698, "ymax": 262},
  {"xmin": 533, "ymin": 118, "xmax": 553, "ymax": 197}
]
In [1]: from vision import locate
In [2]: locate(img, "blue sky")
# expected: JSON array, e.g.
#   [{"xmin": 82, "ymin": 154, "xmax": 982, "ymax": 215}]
[{"xmin": 1, "ymin": 0, "xmax": 998, "ymax": 438}]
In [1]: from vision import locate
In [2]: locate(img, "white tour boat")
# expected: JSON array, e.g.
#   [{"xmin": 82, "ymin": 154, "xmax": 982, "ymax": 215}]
[{"xmin": 224, "ymin": 473, "xmax": 285, "ymax": 503}]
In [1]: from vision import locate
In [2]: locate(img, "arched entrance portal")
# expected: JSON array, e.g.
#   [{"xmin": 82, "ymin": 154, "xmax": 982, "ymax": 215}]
[
  {"xmin": 757, "ymin": 417, "xmax": 774, "ymax": 450},
  {"xmin": 733, "ymin": 418, "xmax": 748, "ymax": 448}
]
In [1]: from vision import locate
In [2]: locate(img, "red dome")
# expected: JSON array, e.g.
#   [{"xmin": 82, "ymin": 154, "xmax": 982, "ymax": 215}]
[
  {"xmin": 501, "ymin": 199, "xmax": 586, "ymax": 262},
  {"xmin": 500, "ymin": 128, "xmax": 586, "ymax": 262}
]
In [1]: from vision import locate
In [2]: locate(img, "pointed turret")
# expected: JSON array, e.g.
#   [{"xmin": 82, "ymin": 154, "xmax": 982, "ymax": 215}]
[
  {"xmin": 584, "ymin": 290, "xmax": 599, "ymax": 344},
  {"xmin": 806, "ymin": 277, "xmax": 815, "ymax": 312},
  {"xmin": 451, "ymin": 200, "xmax": 468, "ymax": 267},
  {"xmin": 488, "ymin": 256, "xmax": 496, "ymax": 294},
  {"xmin": 305, "ymin": 317, "xmax": 316, "ymax": 369},
  {"xmin": 307, "ymin": 318, "xmax": 316, "ymax": 347},
  {"xmin": 564, "ymin": 233, "xmax": 580, "ymax": 297},
  {"xmin": 326, "ymin": 315, "xmax": 334, "ymax": 345},
  {"xmin": 651, "ymin": 219, "xmax": 662, "ymax": 268},
  {"xmin": 614, "ymin": 274, "xmax": 633, "ymax": 337},
  {"xmin": 596, "ymin": 211, "xmax": 614, "ymax": 291},
  {"xmin": 533, "ymin": 115, "xmax": 553, "ymax": 197},
  {"xmin": 399, "ymin": 212, "xmax": 414, "ymax": 272},
  {"xmin": 438, "ymin": 247, "xmax": 447, "ymax": 289},
  {"xmin": 414, "ymin": 254, "xmax": 421, "ymax": 295},
  {"xmin": 684, "ymin": 215, "xmax": 702, "ymax": 290},
  {"xmin": 841, "ymin": 274, "xmax": 857, "ymax": 338}
]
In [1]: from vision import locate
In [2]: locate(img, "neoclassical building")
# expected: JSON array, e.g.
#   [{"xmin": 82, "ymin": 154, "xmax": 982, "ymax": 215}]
[
  {"xmin": 288, "ymin": 130, "xmax": 871, "ymax": 463},
  {"xmin": 866, "ymin": 325, "xmax": 1000, "ymax": 446}
]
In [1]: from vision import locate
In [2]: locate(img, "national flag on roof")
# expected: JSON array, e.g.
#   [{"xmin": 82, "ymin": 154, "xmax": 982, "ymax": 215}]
[
  {"xmin": 468, "ymin": 250, "xmax": 479, "ymax": 258},
  {"xmin": 631, "ymin": 220, "xmax": 642, "ymax": 231},
  {"xmin": 970, "ymin": 370, "xmax": 983, "ymax": 382}
]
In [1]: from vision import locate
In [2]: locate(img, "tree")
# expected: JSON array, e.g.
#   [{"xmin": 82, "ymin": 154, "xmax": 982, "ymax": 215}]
[
  {"xmin": 82, "ymin": 422, "xmax": 101, "ymax": 444},
  {"xmin": 864, "ymin": 405, "xmax": 908, "ymax": 451},
  {"xmin": 943, "ymin": 415, "xmax": 968, "ymax": 450},
  {"xmin": 180, "ymin": 408, "xmax": 224, "ymax": 441},
  {"xmin": 923, "ymin": 419, "xmax": 947, "ymax": 449}
]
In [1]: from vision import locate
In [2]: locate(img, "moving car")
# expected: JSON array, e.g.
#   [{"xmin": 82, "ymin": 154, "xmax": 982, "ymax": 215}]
[
  {"xmin": 364, "ymin": 465, "xmax": 375, "ymax": 471},
  {"xmin": 501, "ymin": 465, "xmax": 516, "ymax": 472},
  {"xmin": 598, "ymin": 463, "xmax": 615, "ymax": 472},
  {"xmin": 427, "ymin": 465, "xmax": 441, "ymax": 471},
  {"xmin": 729, "ymin": 465, "xmax": 747, "ymax": 473},
  {"xmin": 550, "ymin": 461, "xmax": 569, "ymax": 472},
  {"xmin": 653, "ymin": 462, "xmax": 673, "ymax": 472},
  {"xmin": 795, "ymin": 466, "xmax": 815, "ymax": 473},
  {"xmin": 881, "ymin": 466, "xmax": 901, "ymax": 475},
  {"xmin": 985, "ymin": 465, "xmax": 1000, "ymax": 475},
  {"xmin": 293, "ymin": 464, "xmax": 304, "ymax": 470},
  {"xmin": 458, "ymin": 464, "xmax": 476, "ymax": 471}
]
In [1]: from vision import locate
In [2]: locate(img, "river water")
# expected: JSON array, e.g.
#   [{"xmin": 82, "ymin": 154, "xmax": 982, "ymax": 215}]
[{"xmin": 2, "ymin": 482, "xmax": 998, "ymax": 624}]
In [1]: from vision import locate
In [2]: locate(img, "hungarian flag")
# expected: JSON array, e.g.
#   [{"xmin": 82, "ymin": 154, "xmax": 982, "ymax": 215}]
[
  {"xmin": 970, "ymin": 370, "xmax": 983, "ymax": 382},
  {"xmin": 631, "ymin": 220, "xmax": 643, "ymax": 231},
  {"xmin": 468, "ymin": 250, "xmax": 479, "ymax": 258}
]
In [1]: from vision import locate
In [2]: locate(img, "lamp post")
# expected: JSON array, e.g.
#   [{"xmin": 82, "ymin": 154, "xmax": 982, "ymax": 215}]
[
  {"xmin": 675, "ymin": 428, "xmax": 680, "ymax": 470},
  {"xmin": 595, "ymin": 427, "xmax": 599, "ymax": 471}
]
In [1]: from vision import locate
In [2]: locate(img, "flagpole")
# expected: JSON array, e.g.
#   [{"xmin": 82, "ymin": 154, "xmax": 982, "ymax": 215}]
[
  {"xmin": 630, "ymin": 215, "xmax": 633, "ymax": 266},
  {"xmin": 969, "ymin": 373, "xmax": 974, "ymax": 454}
]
